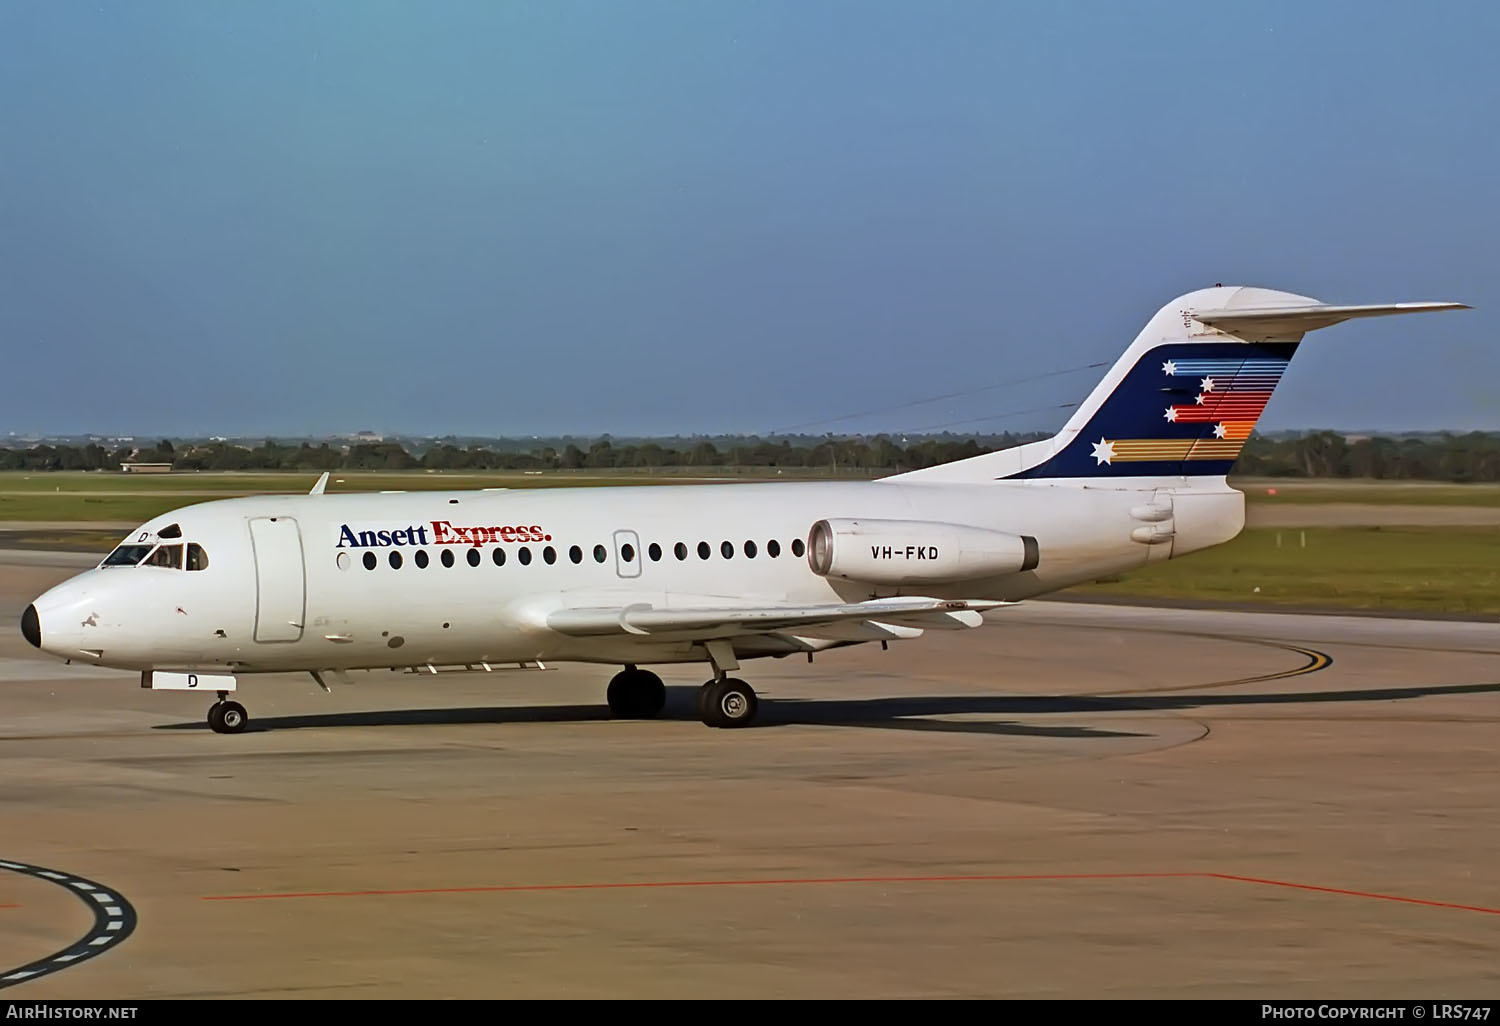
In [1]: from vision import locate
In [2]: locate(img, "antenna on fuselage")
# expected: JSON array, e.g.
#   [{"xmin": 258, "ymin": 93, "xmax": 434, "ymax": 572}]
[{"xmin": 309, "ymin": 471, "xmax": 330, "ymax": 495}]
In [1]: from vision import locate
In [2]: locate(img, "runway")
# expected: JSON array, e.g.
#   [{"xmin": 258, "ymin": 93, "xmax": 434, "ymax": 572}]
[{"xmin": 1, "ymin": 558, "xmax": 1497, "ymax": 998}]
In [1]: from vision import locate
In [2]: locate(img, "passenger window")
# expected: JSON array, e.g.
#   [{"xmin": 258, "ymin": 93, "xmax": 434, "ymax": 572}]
[
  {"xmin": 441, "ymin": 549, "xmax": 455, "ymax": 568},
  {"xmin": 767, "ymin": 539, "xmax": 781, "ymax": 558},
  {"xmin": 720, "ymin": 541, "xmax": 734, "ymax": 559},
  {"xmin": 569, "ymin": 545, "xmax": 583, "ymax": 564},
  {"xmin": 390, "ymin": 551, "xmax": 403, "ymax": 569},
  {"xmin": 648, "ymin": 543, "xmax": 662, "ymax": 561},
  {"xmin": 744, "ymin": 540, "xmax": 757, "ymax": 558},
  {"xmin": 544, "ymin": 546, "xmax": 557, "ymax": 564},
  {"xmin": 467, "ymin": 548, "xmax": 481, "ymax": 567},
  {"xmin": 186, "ymin": 543, "xmax": 210, "ymax": 571},
  {"xmin": 146, "ymin": 544, "xmax": 183, "ymax": 569},
  {"xmin": 415, "ymin": 550, "xmax": 429, "ymax": 568},
  {"xmin": 492, "ymin": 547, "xmax": 506, "ymax": 567},
  {"xmin": 674, "ymin": 542, "xmax": 688, "ymax": 561},
  {"xmin": 792, "ymin": 538, "xmax": 805, "ymax": 557},
  {"xmin": 697, "ymin": 541, "xmax": 710, "ymax": 559},
  {"xmin": 593, "ymin": 544, "xmax": 607, "ymax": 563},
  {"xmin": 363, "ymin": 551, "xmax": 377, "ymax": 570},
  {"xmin": 620, "ymin": 543, "xmax": 636, "ymax": 562},
  {"xmin": 518, "ymin": 546, "xmax": 532, "ymax": 565}
]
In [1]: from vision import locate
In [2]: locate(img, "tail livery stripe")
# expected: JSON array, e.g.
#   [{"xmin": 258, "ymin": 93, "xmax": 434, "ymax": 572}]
[
  {"xmin": 1094, "ymin": 439, "xmax": 1245, "ymax": 463},
  {"xmin": 1167, "ymin": 393, "xmax": 1274, "ymax": 423},
  {"xmin": 1164, "ymin": 359, "xmax": 1289, "ymax": 374},
  {"xmin": 1168, "ymin": 376, "xmax": 1284, "ymax": 391}
]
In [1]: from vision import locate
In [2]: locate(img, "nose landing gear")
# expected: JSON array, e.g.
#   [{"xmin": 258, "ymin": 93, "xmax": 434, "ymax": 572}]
[{"xmin": 207, "ymin": 692, "xmax": 248, "ymax": 734}]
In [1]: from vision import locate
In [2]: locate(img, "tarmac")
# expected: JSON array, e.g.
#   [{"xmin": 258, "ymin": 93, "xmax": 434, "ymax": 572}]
[{"xmin": 1, "ymin": 556, "xmax": 1498, "ymax": 999}]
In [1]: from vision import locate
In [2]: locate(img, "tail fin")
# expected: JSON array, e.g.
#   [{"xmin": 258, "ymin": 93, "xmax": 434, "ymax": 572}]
[{"xmin": 888, "ymin": 286, "xmax": 1467, "ymax": 485}]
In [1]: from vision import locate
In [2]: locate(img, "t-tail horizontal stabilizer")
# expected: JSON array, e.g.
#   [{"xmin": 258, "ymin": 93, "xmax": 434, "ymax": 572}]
[{"xmin": 1192, "ymin": 302, "xmax": 1468, "ymax": 339}]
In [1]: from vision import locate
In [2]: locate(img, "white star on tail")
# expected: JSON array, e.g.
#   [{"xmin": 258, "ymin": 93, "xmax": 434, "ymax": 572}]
[
  {"xmin": 1201, "ymin": 377, "xmax": 1215, "ymax": 392},
  {"xmin": 1213, "ymin": 423, "xmax": 1228, "ymax": 438},
  {"xmin": 1091, "ymin": 438, "xmax": 1115, "ymax": 465},
  {"xmin": 1164, "ymin": 407, "xmax": 1178, "ymax": 422},
  {"xmin": 1162, "ymin": 360, "xmax": 1177, "ymax": 376}
]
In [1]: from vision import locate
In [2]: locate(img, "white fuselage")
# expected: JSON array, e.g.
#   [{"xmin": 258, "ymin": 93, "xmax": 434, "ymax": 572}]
[{"xmin": 25, "ymin": 478, "xmax": 1242, "ymax": 676}]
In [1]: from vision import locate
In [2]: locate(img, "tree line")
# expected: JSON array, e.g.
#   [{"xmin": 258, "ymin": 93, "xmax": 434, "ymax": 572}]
[{"xmin": 3, "ymin": 431, "xmax": 1499, "ymax": 481}]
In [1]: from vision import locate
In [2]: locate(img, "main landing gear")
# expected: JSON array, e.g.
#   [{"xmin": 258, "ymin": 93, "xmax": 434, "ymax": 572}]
[
  {"xmin": 697, "ymin": 677, "xmax": 758, "ymax": 729},
  {"xmin": 207, "ymin": 691, "xmax": 248, "ymax": 735},
  {"xmin": 605, "ymin": 665, "xmax": 761, "ymax": 727},
  {"xmin": 606, "ymin": 665, "xmax": 666, "ymax": 719},
  {"xmin": 695, "ymin": 638, "xmax": 758, "ymax": 728}
]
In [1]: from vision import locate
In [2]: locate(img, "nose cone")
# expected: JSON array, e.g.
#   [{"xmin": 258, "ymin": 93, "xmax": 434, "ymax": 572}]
[{"xmin": 21, "ymin": 604, "xmax": 40, "ymax": 648}]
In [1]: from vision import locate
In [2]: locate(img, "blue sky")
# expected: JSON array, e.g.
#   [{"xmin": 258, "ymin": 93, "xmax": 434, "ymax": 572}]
[{"xmin": 2, "ymin": 1, "xmax": 1495, "ymax": 438}]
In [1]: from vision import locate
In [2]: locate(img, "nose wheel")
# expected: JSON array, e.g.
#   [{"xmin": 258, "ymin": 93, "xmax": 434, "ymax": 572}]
[{"xmin": 207, "ymin": 696, "xmax": 248, "ymax": 734}]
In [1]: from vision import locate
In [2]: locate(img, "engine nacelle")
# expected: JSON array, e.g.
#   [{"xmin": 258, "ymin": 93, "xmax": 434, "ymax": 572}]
[{"xmin": 807, "ymin": 518, "xmax": 1039, "ymax": 585}]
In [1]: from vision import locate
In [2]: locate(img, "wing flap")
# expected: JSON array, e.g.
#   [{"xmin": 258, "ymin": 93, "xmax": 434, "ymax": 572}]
[
  {"xmin": 784, "ymin": 620, "xmax": 928, "ymax": 642},
  {"xmin": 545, "ymin": 597, "xmax": 1008, "ymax": 639}
]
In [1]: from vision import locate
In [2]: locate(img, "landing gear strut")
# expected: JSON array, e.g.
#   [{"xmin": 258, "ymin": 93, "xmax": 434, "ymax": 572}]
[
  {"xmin": 606, "ymin": 665, "xmax": 666, "ymax": 719},
  {"xmin": 207, "ymin": 691, "xmax": 248, "ymax": 734}
]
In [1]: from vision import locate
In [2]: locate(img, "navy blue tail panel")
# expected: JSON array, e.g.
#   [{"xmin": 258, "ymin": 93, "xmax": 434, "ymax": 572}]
[{"xmin": 1008, "ymin": 341, "xmax": 1299, "ymax": 479}]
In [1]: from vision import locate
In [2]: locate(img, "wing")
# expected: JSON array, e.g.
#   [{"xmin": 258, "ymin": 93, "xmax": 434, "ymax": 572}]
[{"xmin": 546, "ymin": 596, "xmax": 1012, "ymax": 643}]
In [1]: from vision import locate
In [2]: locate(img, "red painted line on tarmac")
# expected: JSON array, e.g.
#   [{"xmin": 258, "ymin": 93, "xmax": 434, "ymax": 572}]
[
  {"xmin": 197, "ymin": 870, "xmax": 1500, "ymax": 917},
  {"xmin": 199, "ymin": 871, "xmax": 1199, "ymax": 901},
  {"xmin": 1206, "ymin": 873, "xmax": 1500, "ymax": 916}
]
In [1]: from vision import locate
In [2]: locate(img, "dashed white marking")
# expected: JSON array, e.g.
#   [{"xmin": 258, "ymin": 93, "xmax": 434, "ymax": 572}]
[{"xmin": 0, "ymin": 859, "xmax": 136, "ymax": 989}]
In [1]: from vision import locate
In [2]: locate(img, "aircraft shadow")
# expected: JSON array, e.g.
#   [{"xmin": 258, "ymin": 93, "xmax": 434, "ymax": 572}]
[
  {"xmin": 764, "ymin": 680, "xmax": 1500, "ymax": 721},
  {"xmin": 149, "ymin": 681, "xmax": 1500, "ymax": 737},
  {"xmin": 154, "ymin": 703, "xmax": 611, "ymax": 732}
]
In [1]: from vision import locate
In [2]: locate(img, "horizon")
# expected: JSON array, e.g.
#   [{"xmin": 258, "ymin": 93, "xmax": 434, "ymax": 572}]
[{"xmin": 6, "ymin": 424, "xmax": 1495, "ymax": 448}]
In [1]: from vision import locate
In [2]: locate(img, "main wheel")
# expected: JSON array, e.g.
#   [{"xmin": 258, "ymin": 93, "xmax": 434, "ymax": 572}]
[
  {"xmin": 606, "ymin": 669, "xmax": 666, "ymax": 719},
  {"xmin": 701, "ymin": 678, "xmax": 758, "ymax": 729},
  {"xmin": 212, "ymin": 701, "xmax": 248, "ymax": 734}
]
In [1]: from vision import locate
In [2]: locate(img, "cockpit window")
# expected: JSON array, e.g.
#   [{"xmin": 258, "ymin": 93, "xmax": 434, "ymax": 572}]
[
  {"xmin": 101, "ymin": 544, "xmax": 153, "ymax": 567},
  {"xmin": 145, "ymin": 544, "xmax": 184, "ymax": 569},
  {"xmin": 157, "ymin": 523, "xmax": 183, "ymax": 539},
  {"xmin": 186, "ymin": 543, "xmax": 210, "ymax": 571}
]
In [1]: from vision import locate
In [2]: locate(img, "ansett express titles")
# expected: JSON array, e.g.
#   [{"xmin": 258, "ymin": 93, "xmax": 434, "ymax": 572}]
[{"xmin": 336, "ymin": 520, "xmax": 552, "ymax": 549}]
